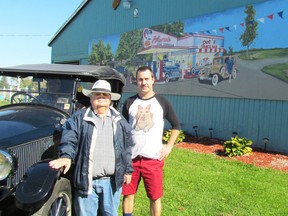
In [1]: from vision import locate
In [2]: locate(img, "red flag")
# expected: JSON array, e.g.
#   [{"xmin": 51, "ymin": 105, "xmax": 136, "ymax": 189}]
[{"xmin": 267, "ymin": 14, "xmax": 274, "ymax": 20}]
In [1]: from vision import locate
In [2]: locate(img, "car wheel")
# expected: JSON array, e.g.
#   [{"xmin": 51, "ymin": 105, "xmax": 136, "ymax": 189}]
[
  {"xmin": 211, "ymin": 74, "xmax": 219, "ymax": 86},
  {"xmin": 165, "ymin": 74, "xmax": 170, "ymax": 83},
  {"xmin": 220, "ymin": 66, "xmax": 226, "ymax": 76},
  {"xmin": 232, "ymin": 69, "xmax": 237, "ymax": 79},
  {"xmin": 31, "ymin": 178, "xmax": 72, "ymax": 216}
]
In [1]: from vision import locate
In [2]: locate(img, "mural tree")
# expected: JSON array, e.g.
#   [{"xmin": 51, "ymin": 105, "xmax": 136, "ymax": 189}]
[
  {"xmin": 151, "ymin": 21, "xmax": 184, "ymax": 37},
  {"xmin": 240, "ymin": 5, "xmax": 258, "ymax": 57},
  {"xmin": 116, "ymin": 29, "xmax": 144, "ymax": 64},
  {"xmin": 88, "ymin": 40, "xmax": 113, "ymax": 65}
]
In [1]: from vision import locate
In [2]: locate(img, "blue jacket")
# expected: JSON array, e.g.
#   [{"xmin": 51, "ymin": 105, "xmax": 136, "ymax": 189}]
[{"xmin": 59, "ymin": 106, "xmax": 134, "ymax": 195}]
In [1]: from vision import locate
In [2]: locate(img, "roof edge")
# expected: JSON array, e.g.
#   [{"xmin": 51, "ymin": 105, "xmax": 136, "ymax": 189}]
[{"xmin": 48, "ymin": 0, "xmax": 90, "ymax": 46}]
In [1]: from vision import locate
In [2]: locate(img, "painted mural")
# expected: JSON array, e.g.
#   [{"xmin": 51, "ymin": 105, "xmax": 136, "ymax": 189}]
[{"xmin": 88, "ymin": 0, "xmax": 288, "ymax": 101}]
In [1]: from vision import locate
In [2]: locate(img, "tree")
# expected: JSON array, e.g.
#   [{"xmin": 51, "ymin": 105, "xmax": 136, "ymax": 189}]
[
  {"xmin": 88, "ymin": 40, "xmax": 113, "ymax": 65},
  {"xmin": 240, "ymin": 5, "xmax": 258, "ymax": 57},
  {"xmin": 0, "ymin": 76, "xmax": 9, "ymax": 89},
  {"xmin": 115, "ymin": 29, "xmax": 143, "ymax": 63},
  {"xmin": 151, "ymin": 21, "xmax": 184, "ymax": 37}
]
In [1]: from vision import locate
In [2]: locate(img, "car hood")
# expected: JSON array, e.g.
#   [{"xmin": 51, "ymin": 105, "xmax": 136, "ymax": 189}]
[{"xmin": 0, "ymin": 104, "xmax": 68, "ymax": 148}]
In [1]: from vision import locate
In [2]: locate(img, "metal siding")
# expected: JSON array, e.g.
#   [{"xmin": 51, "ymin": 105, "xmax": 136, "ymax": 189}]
[{"xmin": 121, "ymin": 92, "xmax": 288, "ymax": 154}]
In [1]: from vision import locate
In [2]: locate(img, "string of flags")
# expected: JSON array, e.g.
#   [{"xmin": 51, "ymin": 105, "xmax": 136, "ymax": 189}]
[{"xmin": 189, "ymin": 8, "xmax": 286, "ymax": 35}]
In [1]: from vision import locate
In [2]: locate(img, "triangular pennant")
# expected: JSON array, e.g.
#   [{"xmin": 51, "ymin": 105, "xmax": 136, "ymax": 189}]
[
  {"xmin": 257, "ymin": 17, "xmax": 265, "ymax": 23},
  {"xmin": 233, "ymin": 25, "xmax": 237, "ymax": 30},
  {"xmin": 206, "ymin": 30, "xmax": 211, "ymax": 34},
  {"xmin": 240, "ymin": 23, "xmax": 245, "ymax": 27},
  {"xmin": 219, "ymin": 28, "xmax": 224, "ymax": 33},
  {"xmin": 278, "ymin": 11, "xmax": 284, "ymax": 19},
  {"xmin": 225, "ymin": 27, "xmax": 231, "ymax": 32},
  {"xmin": 267, "ymin": 14, "xmax": 274, "ymax": 20},
  {"xmin": 212, "ymin": 29, "xmax": 217, "ymax": 34}
]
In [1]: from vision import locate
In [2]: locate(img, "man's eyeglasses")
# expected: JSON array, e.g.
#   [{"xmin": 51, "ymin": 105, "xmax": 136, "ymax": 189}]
[{"xmin": 93, "ymin": 92, "xmax": 110, "ymax": 97}]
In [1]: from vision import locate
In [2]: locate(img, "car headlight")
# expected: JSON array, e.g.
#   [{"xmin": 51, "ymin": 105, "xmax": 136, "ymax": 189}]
[{"xmin": 0, "ymin": 150, "xmax": 14, "ymax": 181}]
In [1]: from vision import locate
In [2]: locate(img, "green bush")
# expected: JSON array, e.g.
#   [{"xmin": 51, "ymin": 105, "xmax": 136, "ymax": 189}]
[
  {"xmin": 223, "ymin": 136, "xmax": 253, "ymax": 157},
  {"xmin": 163, "ymin": 129, "xmax": 185, "ymax": 144}
]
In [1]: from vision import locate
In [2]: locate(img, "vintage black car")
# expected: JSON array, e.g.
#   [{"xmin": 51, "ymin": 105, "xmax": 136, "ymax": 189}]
[{"xmin": 0, "ymin": 64, "xmax": 125, "ymax": 216}]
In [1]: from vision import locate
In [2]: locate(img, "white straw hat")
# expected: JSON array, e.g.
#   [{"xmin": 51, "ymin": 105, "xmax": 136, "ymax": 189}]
[{"xmin": 82, "ymin": 80, "xmax": 121, "ymax": 101}]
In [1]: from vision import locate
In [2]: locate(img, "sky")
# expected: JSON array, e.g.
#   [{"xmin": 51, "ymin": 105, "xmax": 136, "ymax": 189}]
[
  {"xmin": 183, "ymin": 0, "xmax": 288, "ymax": 51},
  {"xmin": 0, "ymin": 0, "xmax": 83, "ymax": 67}
]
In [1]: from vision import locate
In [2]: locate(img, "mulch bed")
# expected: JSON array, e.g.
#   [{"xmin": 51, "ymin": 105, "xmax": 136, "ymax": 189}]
[{"xmin": 175, "ymin": 136, "xmax": 288, "ymax": 173}]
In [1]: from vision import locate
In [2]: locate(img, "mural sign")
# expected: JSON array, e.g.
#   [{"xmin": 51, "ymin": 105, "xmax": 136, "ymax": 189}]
[{"xmin": 88, "ymin": 0, "xmax": 288, "ymax": 101}]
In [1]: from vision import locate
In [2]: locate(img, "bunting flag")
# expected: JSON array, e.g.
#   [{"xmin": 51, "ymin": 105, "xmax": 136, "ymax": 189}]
[
  {"xmin": 278, "ymin": 11, "xmax": 284, "ymax": 19},
  {"xmin": 257, "ymin": 17, "xmax": 265, "ymax": 23},
  {"xmin": 225, "ymin": 27, "xmax": 231, "ymax": 32},
  {"xmin": 190, "ymin": 7, "xmax": 287, "ymax": 35},
  {"xmin": 267, "ymin": 14, "xmax": 274, "ymax": 20}
]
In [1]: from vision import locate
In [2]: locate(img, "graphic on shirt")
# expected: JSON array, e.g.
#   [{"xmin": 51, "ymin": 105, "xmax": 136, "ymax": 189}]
[{"xmin": 135, "ymin": 104, "xmax": 154, "ymax": 132}]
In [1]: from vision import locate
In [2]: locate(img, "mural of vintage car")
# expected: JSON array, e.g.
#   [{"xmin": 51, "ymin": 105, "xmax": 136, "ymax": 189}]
[
  {"xmin": 198, "ymin": 55, "xmax": 238, "ymax": 86},
  {"xmin": 183, "ymin": 66, "xmax": 203, "ymax": 79},
  {"xmin": 162, "ymin": 61, "xmax": 181, "ymax": 83},
  {"xmin": 0, "ymin": 64, "xmax": 125, "ymax": 216}
]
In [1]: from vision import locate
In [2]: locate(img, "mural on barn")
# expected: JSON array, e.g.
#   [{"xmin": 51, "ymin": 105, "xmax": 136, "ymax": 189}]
[{"xmin": 88, "ymin": 0, "xmax": 288, "ymax": 101}]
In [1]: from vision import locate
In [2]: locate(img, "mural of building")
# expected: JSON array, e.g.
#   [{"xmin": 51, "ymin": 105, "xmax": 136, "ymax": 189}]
[
  {"xmin": 138, "ymin": 28, "xmax": 225, "ymax": 82},
  {"xmin": 48, "ymin": 0, "xmax": 288, "ymax": 154}
]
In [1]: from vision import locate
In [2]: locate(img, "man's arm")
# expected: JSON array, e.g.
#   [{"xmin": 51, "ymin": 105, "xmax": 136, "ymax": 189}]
[{"xmin": 159, "ymin": 129, "xmax": 180, "ymax": 161}]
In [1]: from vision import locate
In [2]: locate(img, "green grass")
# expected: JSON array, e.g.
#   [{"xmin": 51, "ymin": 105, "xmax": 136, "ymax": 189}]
[
  {"xmin": 262, "ymin": 63, "xmax": 288, "ymax": 83},
  {"xmin": 237, "ymin": 48, "xmax": 288, "ymax": 83},
  {"xmin": 119, "ymin": 148, "xmax": 288, "ymax": 215},
  {"xmin": 238, "ymin": 48, "xmax": 288, "ymax": 60}
]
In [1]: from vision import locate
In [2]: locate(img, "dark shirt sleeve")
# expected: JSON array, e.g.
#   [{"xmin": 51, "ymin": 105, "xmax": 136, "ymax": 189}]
[
  {"xmin": 156, "ymin": 94, "xmax": 181, "ymax": 130},
  {"xmin": 121, "ymin": 94, "xmax": 138, "ymax": 122}
]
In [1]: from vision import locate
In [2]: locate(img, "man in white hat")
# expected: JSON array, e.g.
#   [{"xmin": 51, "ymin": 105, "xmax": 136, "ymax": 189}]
[{"xmin": 49, "ymin": 80, "xmax": 134, "ymax": 216}]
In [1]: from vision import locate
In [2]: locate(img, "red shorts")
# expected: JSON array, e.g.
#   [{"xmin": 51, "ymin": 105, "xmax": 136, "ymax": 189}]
[{"xmin": 122, "ymin": 156, "xmax": 164, "ymax": 200}]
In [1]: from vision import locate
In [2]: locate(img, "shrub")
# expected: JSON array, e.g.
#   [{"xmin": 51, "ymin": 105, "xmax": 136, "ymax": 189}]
[
  {"xmin": 223, "ymin": 136, "xmax": 253, "ymax": 157},
  {"xmin": 163, "ymin": 130, "xmax": 185, "ymax": 144}
]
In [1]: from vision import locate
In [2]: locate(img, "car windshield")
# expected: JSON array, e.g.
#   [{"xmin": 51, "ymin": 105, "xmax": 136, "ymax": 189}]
[{"xmin": 0, "ymin": 75, "xmax": 75, "ymax": 113}]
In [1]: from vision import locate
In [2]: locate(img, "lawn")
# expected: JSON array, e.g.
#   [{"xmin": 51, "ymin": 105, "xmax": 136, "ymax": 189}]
[
  {"xmin": 119, "ymin": 147, "xmax": 288, "ymax": 215},
  {"xmin": 236, "ymin": 48, "xmax": 288, "ymax": 84}
]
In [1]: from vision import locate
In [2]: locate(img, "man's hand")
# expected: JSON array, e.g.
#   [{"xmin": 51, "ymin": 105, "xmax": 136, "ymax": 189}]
[
  {"xmin": 159, "ymin": 129, "xmax": 180, "ymax": 161},
  {"xmin": 158, "ymin": 144, "xmax": 173, "ymax": 161},
  {"xmin": 124, "ymin": 174, "xmax": 132, "ymax": 184},
  {"xmin": 49, "ymin": 158, "xmax": 72, "ymax": 174}
]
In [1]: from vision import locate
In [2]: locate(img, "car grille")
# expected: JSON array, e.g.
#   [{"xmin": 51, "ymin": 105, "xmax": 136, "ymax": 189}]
[{"xmin": 8, "ymin": 136, "xmax": 57, "ymax": 185}]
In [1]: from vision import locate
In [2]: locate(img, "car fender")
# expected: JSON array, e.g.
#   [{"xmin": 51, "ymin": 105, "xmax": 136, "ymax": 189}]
[{"xmin": 15, "ymin": 159, "xmax": 61, "ymax": 212}]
